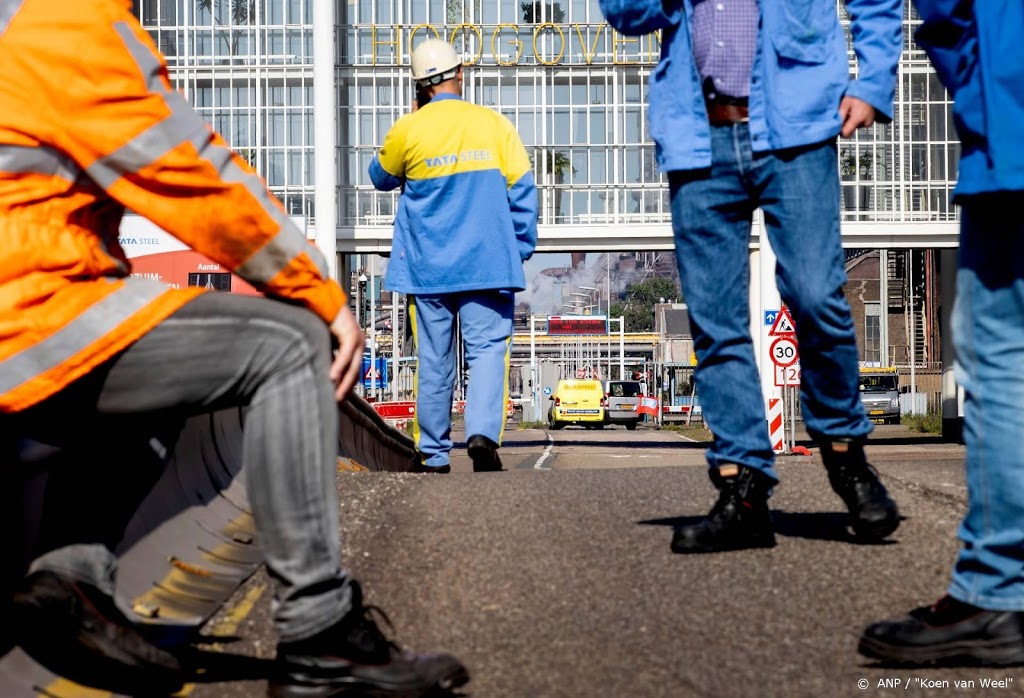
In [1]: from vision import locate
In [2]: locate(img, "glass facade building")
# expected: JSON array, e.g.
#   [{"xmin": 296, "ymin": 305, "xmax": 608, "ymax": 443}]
[{"xmin": 134, "ymin": 1, "xmax": 958, "ymax": 247}]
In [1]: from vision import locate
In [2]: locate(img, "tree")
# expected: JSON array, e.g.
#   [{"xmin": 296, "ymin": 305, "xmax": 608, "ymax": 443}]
[
  {"xmin": 196, "ymin": 0, "xmax": 258, "ymax": 56},
  {"xmin": 609, "ymin": 277, "xmax": 682, "ymax": 332},
  {"xmin": 521, "ymin": 2, "xmax": 566, "ymax": 23},
  {"xmin": 529, "ymin": 148, "xmax": 574, "ymax": 221},
  {"xmin": 447, "ymin": 0, "xmax": 483, "ymax": 25}
]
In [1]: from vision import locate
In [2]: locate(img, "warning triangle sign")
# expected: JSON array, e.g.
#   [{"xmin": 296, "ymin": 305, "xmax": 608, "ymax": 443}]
[
  {"xmin": 363, "ymin": 367, "xmax": 381, "ymax": 380},
  {"xmin": 769, "ymin": 307, "xmax": 796, "ymax": 336}
]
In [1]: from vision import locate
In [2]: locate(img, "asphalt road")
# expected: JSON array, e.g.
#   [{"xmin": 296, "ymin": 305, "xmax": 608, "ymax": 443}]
[{"xmin": 175, "ymin": 423, "xmax": 1019, "ymax": 698}]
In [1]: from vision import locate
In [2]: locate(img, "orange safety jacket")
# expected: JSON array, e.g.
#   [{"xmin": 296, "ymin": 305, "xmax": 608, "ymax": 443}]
[{"xmin": 0, "ymin": 0, "xmax": 345, "ymax": 413}]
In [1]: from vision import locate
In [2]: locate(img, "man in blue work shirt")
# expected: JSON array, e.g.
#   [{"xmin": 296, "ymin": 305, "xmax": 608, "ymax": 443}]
[
  {"xmin": 369, "ymin": 39, "xmax": 538, "ymax": 473},
  {"xmin": 599, "ymin": 1, "xmax": 902, "ymax": 552},
  {"xmin": 860, "ymin": 0, "xmax": 1024, "ymax": 665}
]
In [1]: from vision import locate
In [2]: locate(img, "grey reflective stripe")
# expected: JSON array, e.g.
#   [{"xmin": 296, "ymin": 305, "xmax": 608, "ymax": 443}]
[
  {"xmin": 0, "ymin": 143, "xmax": 81, "ymax": 181},
  {"xmin": 0, "ymin": 0, "xmax": 24, "ymax": 37},
  {"xmin": 93, "ymin": 22, "xmax": 327, "ymax": 284},
  {"xmin": 86, "ymin": 105, "xmax": 209, "ymax": 190},
  {"xmin": 0, "ymin": 278, "xmax": 168, "ymax": 396}
]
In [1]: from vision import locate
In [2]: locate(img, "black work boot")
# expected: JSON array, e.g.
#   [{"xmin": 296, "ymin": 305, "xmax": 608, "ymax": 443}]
[
  {"xmin": 670, "ymin": 465, "xmax": 776, "ymax": 554},
  {"xmin": 859, "ymin": 596, "xmax": 1024, "ymax": 666},
  {"xmin": 819, "ymin": 438, "xmax": 900, "ymax": 539},
  {"xmin": 11, "ymin": 570, "xmax": 184, "ymax": 695},
  {"xmin": 269, "ymin": 581, "xmax": 470, "ymax": 697},
  {"xmin": 467, "ymin": 434, "xmax": 504, "ymax": 472}
]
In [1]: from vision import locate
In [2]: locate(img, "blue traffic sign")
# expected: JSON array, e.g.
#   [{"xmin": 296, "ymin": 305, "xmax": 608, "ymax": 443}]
[
  {"xmin": 543, "ymin": 386, "xmax": 552, "ymax": 395},
  {"xmin": 765, "ymin": 309, "xmax": 779, "ymax": 326},
  {"xmin": 360, "ymin": 355, "xmax": 388, "ymax": 390}
]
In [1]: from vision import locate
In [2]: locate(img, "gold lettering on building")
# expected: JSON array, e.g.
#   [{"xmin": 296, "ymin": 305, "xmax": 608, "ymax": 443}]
[
  {"xmin": 532, "ymin": 23, "xmax": 566, "ymax": 66},
  {"xmin": 363, "ymin": 24, "xmax": 658, "ymax": 67},
  {"xmin": 612, "ymin": 33, "xmax": 638, "ymax": 65},
  {"xmin": 407, "ymin": 23, "xmax": 442, "ymax": 60},
  {"xmin": 450, "ymin": 24, "xmax": 484, "ymax": 64},
  {"xmin": 370, "ymin": 25, "xmax": 400, "ymax": 64},
  {"xmin": 573, "ymin": 23, "xmax": 604, "ymax": 65},
  {"xmin": 492, "ymin": 24, "xmax": 523, "ymax": 66}
]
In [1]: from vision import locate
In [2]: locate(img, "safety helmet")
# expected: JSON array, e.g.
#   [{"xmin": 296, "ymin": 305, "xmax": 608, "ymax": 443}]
[{"xmin": 410, "ymin": 39, "xmax": 462, "ymax": 86}]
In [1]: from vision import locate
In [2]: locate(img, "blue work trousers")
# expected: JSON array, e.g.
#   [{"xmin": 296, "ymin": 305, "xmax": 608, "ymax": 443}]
[
  {"xmin": 949, "ymin": 194, "xmax": 1024, "ymax": 610},
  {"xmin": 668, "ymin": 123, "xmax": 871, "ymax": 483},
  {"xmin": 410, "ymin": 291, "xmax": 514, "ymax": 467}
]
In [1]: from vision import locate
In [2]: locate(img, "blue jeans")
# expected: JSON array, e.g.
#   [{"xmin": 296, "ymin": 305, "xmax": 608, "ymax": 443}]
[
  {"xmin": 949, "ymin": 194, "xmax": 1024, "ymax": 611},
  {"xmin": 668, "ymin": 123, "xmax": 871, "ymax": 483},
  {"xmin": 410, "ymin": 291, "xmax": 513, "ymax": 467}
]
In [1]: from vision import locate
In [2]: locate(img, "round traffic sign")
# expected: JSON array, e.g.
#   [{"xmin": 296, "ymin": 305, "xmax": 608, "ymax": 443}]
[{"xmin": 770, "ymin": 336, "xmax": 799, "ymax": 367}]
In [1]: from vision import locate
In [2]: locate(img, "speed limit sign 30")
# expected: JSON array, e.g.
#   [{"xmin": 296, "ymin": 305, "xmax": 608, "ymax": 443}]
[{"xmin": 770, "ymin": 336, "xmax": 799, "ymax": 367}]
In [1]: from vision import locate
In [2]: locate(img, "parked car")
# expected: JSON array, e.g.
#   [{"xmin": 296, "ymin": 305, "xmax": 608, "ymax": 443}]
[
  {"xmin": 548, "ymin": 379, "xmax": 606, "ymax": 430},
  {"xmin": 604, "ymin": 380, "xmax": 643, "ymax": 430}
]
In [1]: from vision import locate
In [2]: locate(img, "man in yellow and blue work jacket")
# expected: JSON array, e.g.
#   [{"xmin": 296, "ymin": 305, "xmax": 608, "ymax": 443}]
[
  {"xmin": 860, "ymin": 0, "xmax": 1024, "ymax": 666},
  {"xmin": 369, "ymin": 39, "xmax": 538, "ymax": 473}
]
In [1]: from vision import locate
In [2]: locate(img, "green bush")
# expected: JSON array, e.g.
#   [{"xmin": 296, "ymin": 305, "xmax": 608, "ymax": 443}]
[
  {"xmin": 661, "ymin": 423, "xmax": 715, "ymax": 442},
  {"xmin": 903, "ymin": 412, "xmax": 943, "ymax": 434}
]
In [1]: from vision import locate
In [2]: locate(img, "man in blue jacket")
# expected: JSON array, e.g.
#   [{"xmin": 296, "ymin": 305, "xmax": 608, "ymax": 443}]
[
  {"xmin": 599, "ymin": 1, "xmax": 902, "ymax": 552},
  {"xmin": 369, "ymin": 39, "xmax": 538, "ymax": 473},
  {"xmin": 860, "ymin": 1, "xmax": 1024, "ymax": 665}
]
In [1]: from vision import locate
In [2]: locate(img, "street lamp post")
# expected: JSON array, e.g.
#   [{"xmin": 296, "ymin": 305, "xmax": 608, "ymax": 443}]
[
  {"xmin": 357, "ymin": 271, "xmax": 367, "ymax": 327},
  {"xmin": 369, "ymin": 256, "xmax": 377, "ymax": 399}
]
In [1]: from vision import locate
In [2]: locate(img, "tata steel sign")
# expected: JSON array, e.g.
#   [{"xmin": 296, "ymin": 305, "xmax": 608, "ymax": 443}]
[{"xmin": 546, "ymin": 315, "xmax": 608, "ymax": 336}]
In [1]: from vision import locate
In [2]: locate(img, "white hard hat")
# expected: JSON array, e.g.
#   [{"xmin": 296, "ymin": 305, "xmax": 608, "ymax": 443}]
[{"xmin": 411, "ymin": 38, "xmax": 462, "ymax": 85}]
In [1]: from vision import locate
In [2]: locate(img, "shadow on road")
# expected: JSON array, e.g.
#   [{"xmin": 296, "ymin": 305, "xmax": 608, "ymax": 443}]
[
  {"xmin": 178, "ymin": 643, "xmax": 470, "ymax": 696},
  {"xmin": 522, "ymin": 438, "xmax": 707, "ymax": 450},
  {"xmin": 638, "ymin": 510, "xmax": 903, "ymax": 545}
]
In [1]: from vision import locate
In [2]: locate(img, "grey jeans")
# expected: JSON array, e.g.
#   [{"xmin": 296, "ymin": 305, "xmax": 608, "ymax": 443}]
[{"xmin": 11, "ymin": 291, "xmax": 352, "ymax": 642}]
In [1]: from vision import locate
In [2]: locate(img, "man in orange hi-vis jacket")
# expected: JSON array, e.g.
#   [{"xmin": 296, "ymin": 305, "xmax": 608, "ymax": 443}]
[{"xmin": 0, "ymin": 2, "xmax": 468, "ymax": 696}]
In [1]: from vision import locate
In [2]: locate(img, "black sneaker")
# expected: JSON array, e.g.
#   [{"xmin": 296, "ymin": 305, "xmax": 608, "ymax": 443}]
[
  {"xmin": 670, "ymin": 465, "xmax": 776, "ymax": 554},
  {"xmin": 819, "ymin": 438, "xmax": 900, "ymax": 539},
  {"xmin": 859, "ymin": 596, "xmax": 1024, "ymax": 666},
  {"xmin": 11, "ymin": 570, "xmax": 184, "ymax": 695},
  {"xmin": 269, "ymin": 581, "xmax": 469, "ymax": 697},
  {"xmin": 467, "ymin": 434, "xmax": 503, "ymax": 472}
]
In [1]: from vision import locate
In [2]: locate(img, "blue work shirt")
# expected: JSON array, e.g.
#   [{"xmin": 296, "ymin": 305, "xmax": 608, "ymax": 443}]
[
  {"xmin": 599, "ymin": 0, "xmax": 903, "ymax": 172},
  {"xmin": 369, "ymin": 94, "xmax": 538, "ymax": 294},
  {"xmin": 913, "ymin": 0, "xmax": 1024, "ymax": 197}
]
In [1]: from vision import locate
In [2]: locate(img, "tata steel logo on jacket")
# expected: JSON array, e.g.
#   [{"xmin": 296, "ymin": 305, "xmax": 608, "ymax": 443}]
[{"xmin": 423, "ymin": 150, "xmax": 493, "ymax": 168}]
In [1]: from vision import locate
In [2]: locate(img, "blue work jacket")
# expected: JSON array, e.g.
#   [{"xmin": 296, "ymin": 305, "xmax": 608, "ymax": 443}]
[
  {"xmin": 369, "ymin": 93, "xmax": 538, "ymax": 295},
  {"xmin": 913, "ymin": 0, "xmax": 1024, "ymax": 197},
  {"xmin": 598, "ymin": 0, "xmax": 903, "ymax": 172}
]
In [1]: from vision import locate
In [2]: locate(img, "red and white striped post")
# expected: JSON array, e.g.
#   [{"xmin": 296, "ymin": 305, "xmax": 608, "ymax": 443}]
[{"xmin": 767, "ymin": 397, "xmax": 785, "ymax": 454}]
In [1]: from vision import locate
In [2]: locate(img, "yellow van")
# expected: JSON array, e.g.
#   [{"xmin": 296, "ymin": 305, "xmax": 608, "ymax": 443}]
[{"xmin": 547, "ymin": 379, "xmax": 606, "ymax": 430}]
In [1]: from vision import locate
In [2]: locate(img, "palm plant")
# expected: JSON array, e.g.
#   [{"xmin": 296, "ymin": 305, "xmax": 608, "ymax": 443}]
[
  {"xmin": 529, "ymin": 148, "xmax": 574, "ymax": 221},
  {"xmin": 196, "ymin": 0, "xmax": 258, "ymax": 56}
]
